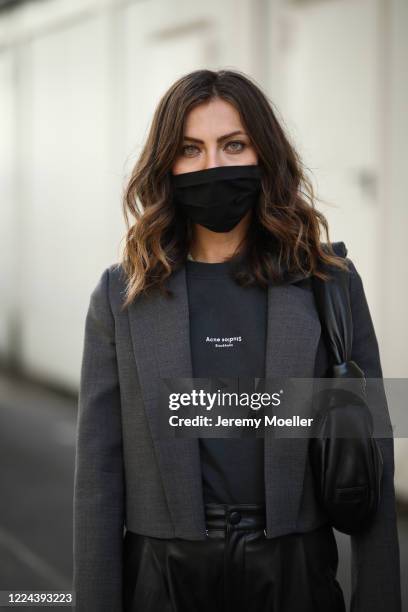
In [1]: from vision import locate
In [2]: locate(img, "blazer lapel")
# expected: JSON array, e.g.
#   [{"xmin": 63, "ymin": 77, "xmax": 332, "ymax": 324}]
[
  {"xmin": 128, "ymin": 265, "xmax": 207, "ymax": 538},
  {"xmin": 128, "ymin": 263, "xmax": 321, "ymax": 539}
]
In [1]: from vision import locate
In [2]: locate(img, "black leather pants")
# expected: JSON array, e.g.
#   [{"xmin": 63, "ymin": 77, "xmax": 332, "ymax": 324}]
[{"xmin": 123, "ymin": 502, "xmax": 346, "ymax": 612}]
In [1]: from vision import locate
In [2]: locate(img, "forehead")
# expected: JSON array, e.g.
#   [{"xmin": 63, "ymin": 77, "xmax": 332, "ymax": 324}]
[{"xmin": 183, "ymin": 98, "xmax": 245, "ymax": 135}]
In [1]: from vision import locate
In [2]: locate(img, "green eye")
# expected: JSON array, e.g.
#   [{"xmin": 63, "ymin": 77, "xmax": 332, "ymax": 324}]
[
  {"xmin": 180, "ymin": 141, "xmax": 247, "ymax": 156},
  {"xmin": 181, "ymin": 145, "xmax": 200, "ymax": 156},
  {"xmin": 226, "ymin": 141, "xmax": 246, "ymax": 152}
]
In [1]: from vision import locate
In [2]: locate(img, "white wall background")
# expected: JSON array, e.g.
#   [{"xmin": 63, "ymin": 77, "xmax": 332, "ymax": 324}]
[{"xmin": 0, "ymin": 0, "xmax": 407, "ymax": 491}]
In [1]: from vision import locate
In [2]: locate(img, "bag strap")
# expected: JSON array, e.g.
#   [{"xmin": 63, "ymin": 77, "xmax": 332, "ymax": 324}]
[{"xmin": 311, "ymin": 243, "xmax": 364, "ymax": 379}]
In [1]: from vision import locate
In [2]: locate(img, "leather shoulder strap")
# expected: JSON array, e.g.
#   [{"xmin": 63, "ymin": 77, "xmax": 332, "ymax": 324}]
[{"xmin": 312, "ymin": 243, "xmax": 352, "ymax": 367}]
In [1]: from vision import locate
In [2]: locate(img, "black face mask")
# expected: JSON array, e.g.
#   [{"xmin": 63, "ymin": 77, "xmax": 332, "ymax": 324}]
[{"xmin": 170, "ymin": 164, "xmax": 262, "ymax": 233}]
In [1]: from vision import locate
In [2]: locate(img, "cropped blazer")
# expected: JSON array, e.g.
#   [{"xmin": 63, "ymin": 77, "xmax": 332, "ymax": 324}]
[{"xmin": 73, "ymin": 241, "xmax": 401, "ymax": 612}]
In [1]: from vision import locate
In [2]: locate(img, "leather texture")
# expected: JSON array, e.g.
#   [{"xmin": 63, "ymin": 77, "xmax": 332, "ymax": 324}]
[
  {"xmin": 309, "ymin": 253, "xmax": 384, "ymax": 534},
  {"xmin": 123, "ymin": 503, "xmax": 346, "ymax": 612}
]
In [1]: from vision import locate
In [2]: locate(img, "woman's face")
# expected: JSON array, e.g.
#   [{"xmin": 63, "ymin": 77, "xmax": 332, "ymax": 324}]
[{"xmin": 171, "ymin": 97, "xmax": 258, "ymax": 175}]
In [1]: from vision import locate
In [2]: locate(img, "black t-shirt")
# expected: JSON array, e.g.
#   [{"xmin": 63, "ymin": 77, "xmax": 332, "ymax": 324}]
[{"xmin": 185, "ymin": 252, "xmax": 267, "ymax": 504}]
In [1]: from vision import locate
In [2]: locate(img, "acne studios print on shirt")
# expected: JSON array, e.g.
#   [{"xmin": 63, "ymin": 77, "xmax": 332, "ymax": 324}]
[{"xmin": 205, "ymin": 335, "xmax": 242, "ymax": 348}]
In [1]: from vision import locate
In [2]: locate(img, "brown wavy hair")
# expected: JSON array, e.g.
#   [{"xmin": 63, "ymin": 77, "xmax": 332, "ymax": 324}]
[{"xmin": 119, "ymin": 68, "xmax": 348, "ymax": 310}]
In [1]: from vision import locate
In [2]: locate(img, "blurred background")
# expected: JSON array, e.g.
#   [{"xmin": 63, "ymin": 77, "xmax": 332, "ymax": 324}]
[{"xmin": 0, "ymin": 0, "xmax": 407, "ymax": 609}]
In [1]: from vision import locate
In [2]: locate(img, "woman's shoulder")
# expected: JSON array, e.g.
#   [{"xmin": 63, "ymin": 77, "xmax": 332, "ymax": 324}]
[
  {"xmin": 321, "ymin": 240, "xmax": 360, "ymax": 277},
  {"xmin": 105, "ymin": 262, "xmax": 129, "ymax": 310},
  {"xmin": 321, "ymin": 240, "xmax": 348, "ymax": 258},
  {"xmin": 87, "ymin": 262, "xmax": 128, "ymax": 317},
  {"xmin": 107, "ymin": 261, "xmax": 127, "ymax": 285}
]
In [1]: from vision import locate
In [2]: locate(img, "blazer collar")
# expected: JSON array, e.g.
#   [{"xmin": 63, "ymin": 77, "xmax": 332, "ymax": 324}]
[{"xmin": 127, "ymin": 262, "xmax": 321, "ymax": 538}]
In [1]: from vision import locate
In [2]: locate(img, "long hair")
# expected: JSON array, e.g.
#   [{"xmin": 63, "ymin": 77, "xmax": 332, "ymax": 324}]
[{"xmin": 119, "ymin": 68, "xmax": 348, "ymax": 310}]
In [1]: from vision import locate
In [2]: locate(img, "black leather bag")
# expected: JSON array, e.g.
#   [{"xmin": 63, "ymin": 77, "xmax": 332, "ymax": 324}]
[{"xmin": 309, "ymin": 253, "xmax": 383, "ymax": 534}]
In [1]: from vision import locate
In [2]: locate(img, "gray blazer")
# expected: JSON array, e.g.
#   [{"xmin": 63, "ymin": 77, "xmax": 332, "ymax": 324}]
[{"xmin": 73, "ymin": 241, "xmax": 401, "ymax": 611}]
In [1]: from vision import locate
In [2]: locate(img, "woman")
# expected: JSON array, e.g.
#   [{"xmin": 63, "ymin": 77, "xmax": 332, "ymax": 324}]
[{"xmin": 73, "ymin": 69, "xmax": 401, "ymax": 612}]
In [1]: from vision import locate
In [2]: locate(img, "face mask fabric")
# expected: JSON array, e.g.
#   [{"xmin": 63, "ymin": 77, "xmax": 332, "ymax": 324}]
[{"xmin": 171, "ymin": 164, "xmax": 262, "ymax": 233}]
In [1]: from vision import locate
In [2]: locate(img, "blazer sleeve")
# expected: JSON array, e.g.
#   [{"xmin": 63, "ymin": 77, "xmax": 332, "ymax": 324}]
[
  {"xmin": 346, "ymin": 257, "xmax": 402, "ymax": 612},
  {"xmin": 73, "ymin": 267, "xmax": 125, "ymax": 612}
]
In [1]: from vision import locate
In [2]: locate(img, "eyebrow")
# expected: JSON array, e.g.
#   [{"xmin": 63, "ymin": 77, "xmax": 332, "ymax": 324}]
[{"xmin": 182, "ymin": 130, "xmax": 247, "ymax": 144}]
